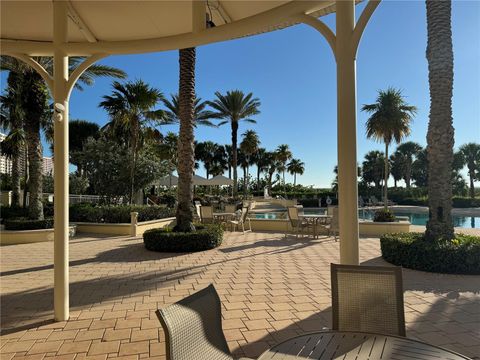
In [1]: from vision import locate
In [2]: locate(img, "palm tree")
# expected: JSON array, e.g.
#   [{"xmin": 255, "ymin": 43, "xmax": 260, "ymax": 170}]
[
  {"xmin": 251, "ymin": 147, "xmax": 269, "ymax": 190},
  {"xmin": 396, "ymin": 141, "xmax": 422, "ymax": 188},
  {"xmin": 207, "ymin": 90, "xmax": 260, "ymax": 198},
  {"xmin": 156, "ymin": 132, "xmax": 179, "ymax": 173},
  {"xmin": 195, "ymin": 141, "xmax": 224, "ymax": 178},
  {"xmin": 412, "ymin": 149, "xmax": 428, "ymax": 188},
  {"xmin": 99, "ymin": 80, "xmax": 166, "ymax": 203},
  {"xmin": 0, "ymin": 71, "xmax": 25, "ymax": 207},
  {"xmin": 240, "ymin": 130, "xmax": 260, "ymax": 196},
  {"xmin": 459, "ymin": 143, "xmax": 480, "ymax": 198},
  {"xmin": 162, "ymin": 94, "xmax": 215, "ymax": 127},
  {"xmin": 1, "ymin": 55, "xmax": 126, "ymax": 219},
  {"xmin": 175, "ymin": 47, "xmax": 197, "ymax": 232},
  {"xmin": 275, "ymin": 144, "xmax": 292, "ymax": 192},
  {"xmin": 389, "ymin": 151, "xmax": 405, "ymax": 188},
  {"xmin": 266, "ymin": 151, "xmax": 281, "ymax": 192},
  {"xmin": 425, "ymin": 0, "xmax": 455, "ymax": 241},
  {"xmin": 237, "ymin": 149, "xmax": 249, "ymax": 195},
  {"xmin": 224, "ymin": 144, "xmax": 234, "ymax": 179},
  {"xmin": 362, "ymin": 88, "xmax": 417, "ymax": 209},
  {"xmin": 362, "ymin": 151, "xmax": 385, "ymax": 189},
  {"xmin": 287, "ymin": 159, "xmax": 305, "ymax": 187}
]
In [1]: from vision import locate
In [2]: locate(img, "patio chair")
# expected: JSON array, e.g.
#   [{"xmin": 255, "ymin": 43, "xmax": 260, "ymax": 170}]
[
  {"xmin": 228, "ymin": 207, "xmax": 252, "ymax": 234},
  {"xmin": 225, "ymin": 204, "xmax": 237, "ymax": 214},
  {"xmin": 200, "ymin": 206, "xmax": 215, "ymax": 224},
  {"xmin": 156, "ymin": 284, "xmax": 253, "ymax": 360},
  {"xmin": 331, "ymin": 263, "xmax": 406, "ymax": 336},
  {"xmin": 326, "ymin": 206, "xmax": 339, "ymax": 241},
  {"xmin": 287, "ymin": 206, "xmax": 314, "ymax": 238}
]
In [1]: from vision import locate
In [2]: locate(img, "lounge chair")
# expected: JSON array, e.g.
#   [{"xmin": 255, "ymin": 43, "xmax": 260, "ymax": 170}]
[
  {"xmin": 287, "ymin": 206, "xmax": 315, "ymax": 238},
  {"xmin": 228, "ymin": 207, "xmax": 252, "ymax": 234},
  {"xmin": 331, "ymin": 263, "xmax": 406, "ymax": 336},
  {"xmin": 156, "ymin": 284, "xmax": 253, "ymax": 360}
]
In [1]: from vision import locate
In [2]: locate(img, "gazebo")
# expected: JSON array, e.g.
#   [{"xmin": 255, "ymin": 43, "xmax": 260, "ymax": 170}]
[{"xmin": 1, "ymin": 0, "xmax": 380, "ymax": 321}]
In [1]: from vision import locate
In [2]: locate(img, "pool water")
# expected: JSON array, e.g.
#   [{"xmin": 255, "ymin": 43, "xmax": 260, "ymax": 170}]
[{"xmin": 252, "ymin": 209, "xmax": 480, "ymax": 229}]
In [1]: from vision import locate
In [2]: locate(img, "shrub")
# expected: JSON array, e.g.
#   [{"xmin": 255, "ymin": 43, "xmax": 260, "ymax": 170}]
[
  {"xmin": 69, "ymin": 204, "xmax": 174, "ymax": 223},
  {"xmin": 4, "ymin": 217, "xmax": 54, "ymax": 230},
  {"xmin": 143, "ymin": 224, "xmax": 223, "ymax": 252},
  {"xmin": 158, "ymin": 193, "xmax": 176, "ymax": 208},
  {"xmin": 373, "ymin": 209, "xmax": 395, "ymax": 222},
  {"xmin": 452, "ymin": 197, "xmax": 480, "ymax": 208},
  {"xmin": 380, "ymin": 232, "xmax": 480, "ymax": 275},
  {"xmin": 0, "ymin": 206, "xmax": 27, "ymax": 223}
]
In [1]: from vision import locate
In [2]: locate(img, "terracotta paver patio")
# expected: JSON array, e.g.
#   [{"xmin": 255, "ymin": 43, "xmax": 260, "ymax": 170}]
[{"xmin": 1, "ymin": 231, "xmax": 479, "ymax": 359}]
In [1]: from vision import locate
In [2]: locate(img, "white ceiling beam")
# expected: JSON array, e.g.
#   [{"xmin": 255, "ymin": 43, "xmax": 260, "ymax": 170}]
[{"xmin": 67, "ymin": 1, "xmax": 97, "ymax": 43}]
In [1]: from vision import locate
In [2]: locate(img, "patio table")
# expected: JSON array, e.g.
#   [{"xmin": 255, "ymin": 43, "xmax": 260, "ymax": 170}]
[
  {"xmin": 213, "ymin": 212, "xmax": 236, "ymax": 226},
  {"xmin": 257, "ymin": 331, "xmax": 471, "ymax": 360},
  {"xmin": 298, "ymin": 214, "xmax": 331, "ymax": 238}
]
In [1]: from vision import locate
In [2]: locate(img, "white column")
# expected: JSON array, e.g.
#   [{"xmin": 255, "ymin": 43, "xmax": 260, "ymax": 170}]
[
  {"xmin": 53, "ymin": 0, "xmax": 70, "ymax": 321},
  {"xmin": 336, "ymin": 0, "xmax": 359, "ymax": 265}
]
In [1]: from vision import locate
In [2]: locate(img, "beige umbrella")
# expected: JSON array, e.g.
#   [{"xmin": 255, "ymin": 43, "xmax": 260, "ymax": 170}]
[
  {"xmin": 158, "ymin": 174, "xmax": 178, "ymax": 187},
  {"xmin": 192, "ymin": 175, "xmax": 210, "ymax": 186},
  {"xmin": 208, "ymin": 175, "xmax": 234, "ymax": 186}
]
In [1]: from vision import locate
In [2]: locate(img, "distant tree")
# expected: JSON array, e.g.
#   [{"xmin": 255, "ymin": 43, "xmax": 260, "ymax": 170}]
[
  {"xmin": 156, "ymin": 131, "xmax": 178, "ymax": 173},
  {"xmin": 275, "ymin": 144, "xmax": 292, "ymax": 192},
  {"xmin": 459, "ymin": 143, "xmax": 480, "ymax": 198},
  {"xmin": 412, "ymin": 148, "xmax": 428, "ymax": 187},
  {"xmin": 362, "ymin": 151, "xmax": 385, "ymax": 189},
  {"xmin": 251, "ymin": 147, "xmax": 270, "ymax": 190},
  {"xmin": 396, "ymin": 141, "xmax": 422, "ymax": 188},
  {"xmin": 240, "ymin": 130, "xmax": 260, "ymax": 195},
  {"xmin": 69, "ymin": 119, "xmax": 100, "ymax": 175},
  {"xmin": 100, "ymin": 80, "xmax": 166, "ymax": 203},
  {"xmin": 362, "ymin": 88, "xmax": 417, "ymax": 209},
  {"xmin": 208, "ymin": 90, "xmax": 260, "ymax": 198},
  {"xmin": 162, "ymin": 93, "xmax": 215, "ymax": 127},
  {"xmin": 287, "ymin": 159, "xmax": 305, "ymax": 187},
  {"xmin": 389, "ymin": 151, "xmax": 405, "ymax": 188},
  {"xmin": 195, "ymin": 141, "xmax": 225, "ymax": 178}
]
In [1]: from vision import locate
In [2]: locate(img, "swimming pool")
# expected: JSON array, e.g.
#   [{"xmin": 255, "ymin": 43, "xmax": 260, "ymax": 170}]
[{"xmin": 251, "ymin": 209, "xmax": 480, "ymax": 229}]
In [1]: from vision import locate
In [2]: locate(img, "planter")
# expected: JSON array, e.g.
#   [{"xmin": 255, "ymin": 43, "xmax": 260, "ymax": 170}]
[
  {"xmin": 1, "ymin": 225, "xmax": 77, "ymax": 245},
  {"xmin": 74, "ymin": 217, "xmax": 176, "ymax": 236}
]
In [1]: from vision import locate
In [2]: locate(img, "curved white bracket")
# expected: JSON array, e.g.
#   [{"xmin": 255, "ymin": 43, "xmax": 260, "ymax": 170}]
[
  {"xmin": 7, "ymin": 53, "xmax": 54, "ymax": 93},
  {"xmin": 66, "ymin": 53, "xmax": 107, "ymax": 98},
  {"xmin": 352, "ymin": 0, "xmax": 381, "ymax": 57},
  {"xmin": 296, "ymin": 13, "xmax": 336, "ymax": 60}
]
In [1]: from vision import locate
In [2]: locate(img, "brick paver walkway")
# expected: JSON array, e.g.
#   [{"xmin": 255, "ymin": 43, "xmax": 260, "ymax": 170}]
[{"xmin": 1, "ymin": 232, "xmax": 479, "ymax": 359}]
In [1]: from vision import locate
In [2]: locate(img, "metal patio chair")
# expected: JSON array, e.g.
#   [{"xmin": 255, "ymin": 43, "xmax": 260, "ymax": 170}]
[
  {"xmin": 200, "ymin": 205, "xmax": 215, "ymax": 224},
  {"xmin": 287, "ymin": 206, "xmax": 315, "ymax": 238},
  {"xmin": 156, "ymin": 284, "xmax": 253, "ymax": 360},
  {"xmin": 331, "ymin": 263, "xmax": 406, "ymax": 336},
  {"xmin": 228, "ymin": 206, "xmax": 252, "ymax": 234}
]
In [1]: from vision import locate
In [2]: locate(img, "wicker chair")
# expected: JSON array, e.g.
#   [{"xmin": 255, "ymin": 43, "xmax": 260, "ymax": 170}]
[
  {"xmin": 331, "ymin": 263, "xmax": 406, "ymax": 336},
  {"xmin": 156, "ymin": 284, "xmax": 253, "ymax": 360},
  {"xmin": 287, "ymin": 206, "xmax": 314, "ymax": 237},
  {"xmin": 200, "ymin": 206, "xmax": 215, "ymax": 224},
  {"xmin": 228, "ymin": 207, "xmax": 252, "ymax": 234}
]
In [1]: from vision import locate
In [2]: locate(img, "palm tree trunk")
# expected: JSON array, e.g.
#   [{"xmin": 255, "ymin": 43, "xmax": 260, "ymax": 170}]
[
  {"xmin": 294, "ymin": 173, "xmax": 297, "ymax": 188},
  {"xmin": 11, "ymin": 153, "xmax": 21, "ymax": 207},
  {"xmin": 23, "ymin": 147, "xmax": 28, "ymax": 209},
  {"xmin": 384, "ymin": 143, "xmax": 389, "ymax": 210},
  {"xmin": 257, "ymin": 166, "xmax": 261, "ymax": 190},
  {"xmin": 175, "ymin": 47, "xmax": 196, "ymax": 232},
  {"xmin": 469, "ymin": 171, "xmax": 475, "ymax": 199},
  {"xmin": 425, "ymin": 0, "xmax": 455, "ymax": 241},
  {"xmin": 25, "ymin": 121, "xmax": 44, "ymax": 220},
  {"xmin": 405, "ymin": 161, "xmax": 412, "ymax": 188},
  {"xmin": 129, "ymin": 121, "xmax": 139, "ymax": 204},
  {"xmin": 231, "ymin": 121, "xmax": 239, "ymax": 198},
  {"xmin": 243, "ymin": 166, "xmax": 248, "ymax": 197}
]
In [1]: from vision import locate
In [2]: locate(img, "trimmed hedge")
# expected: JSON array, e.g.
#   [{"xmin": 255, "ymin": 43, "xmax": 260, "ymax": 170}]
[
  {"xmin": 380, "ymin": 232, "xmax": 480, "ymax": 275},
  {"xmin": 143, "ymin": 224, "xmax": 223, "ymax": 252},
  {"xmin": 4, "ymin": 218, "xmax": 54, "ymax": 230},
  {"xmin": 70, "ymin": 204, "xmax": 174, "ymax": 223}
]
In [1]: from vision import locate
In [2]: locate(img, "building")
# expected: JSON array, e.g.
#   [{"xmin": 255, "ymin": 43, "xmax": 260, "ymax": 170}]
[
  {"xmin": 42, "ymin": 156, "xmax": 54, "ymax": 176},
  {"xmin": 0, "ymin": 132, "xmax": 13, "ymax": 175}
]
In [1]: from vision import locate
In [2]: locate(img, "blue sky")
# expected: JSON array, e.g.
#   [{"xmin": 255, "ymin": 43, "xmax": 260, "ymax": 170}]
[{"xmin": 3, "ymin": 1, "xmax": 480, "ymax": 187}]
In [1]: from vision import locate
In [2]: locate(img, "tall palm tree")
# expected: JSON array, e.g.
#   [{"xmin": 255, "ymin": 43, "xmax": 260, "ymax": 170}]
[
  {"xmin": 69, "ymin": 120, "xmax": 100, "ymax": 176},
  {"xmin": 459, "ymin": 143, "xmax": 480, "ymax": 199},
  {"xmin": 175, "ymin": 48, "xmax": 197, "ymax": 232},
  {"xmin": 396, "ymin": 142, "xmax": 422, "ymax": 188},
  {"xmin": 1, "ymin": 55, "xmax": 126, "ymax": 219},
  {"xmin": 266, "ymin": 151, "xmax": 281, "ymax": 192},
  {"xmin": 425, "ymin": 0, "xmax": 455, "ymax": 241},
  {"xmin": 275, "ymin": 144, "xmax": 292, "ymax": 192},
  {"xmin": 99, "ymin": 80, "xmax": 166, "ymax": 203},
  {"xmin": 252, "ymin": 147, "xmax": 269, "ymax": 190},
  {"xmin": 362, "ymin": 88, "xmax": 417, "ymax": 209},
  {"xmin": 237, "ymin": 148, "xmax": 249, "ymax": 195},
  {"xmin": 207, "ymin": 90, "xmax": 260, "ymax": 198},
  {"xmin": 240, "ymin": 130, "xmax": 260, "ymax": 196},
  {"xmin": 287, "ymin": 159, "xmax": 305, "ymax": 187},
  {"xmin": 195, "ymin": 141, "xmax": 224, "ymax": 178},
  {"xmin": 0, "ymin": 71, "xmax": 25, "ymax": 207},
  {"xmin": 162, "ymin": 94, "xmax": 215, "ymax": 127}
]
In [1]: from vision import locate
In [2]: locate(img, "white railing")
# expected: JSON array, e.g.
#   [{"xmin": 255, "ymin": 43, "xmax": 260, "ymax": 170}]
[{"xmin": 42, "ymin": 193, "xmax": 103, "ymax": 204}]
